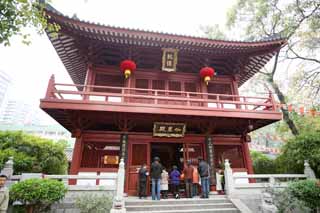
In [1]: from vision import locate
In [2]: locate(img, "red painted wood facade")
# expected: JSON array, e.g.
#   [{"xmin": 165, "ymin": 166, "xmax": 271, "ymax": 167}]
[{"xmin": 40, "ymin": 5, "xmax": 286, "ymax": 195}]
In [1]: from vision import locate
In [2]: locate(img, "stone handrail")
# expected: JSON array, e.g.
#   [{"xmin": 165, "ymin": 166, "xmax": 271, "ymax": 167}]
[
  {"xmin": 44, "ymin": 174, "xmax": 117, "ymax": 180},
  {"xmin": 224, "ymin": 159, "xmax": 316, "ymax": 195}
]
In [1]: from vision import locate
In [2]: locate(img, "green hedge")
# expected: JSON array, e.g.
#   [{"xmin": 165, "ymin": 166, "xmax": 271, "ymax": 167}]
[
  {"xmin": 0, "ymin": 131, "xmax": 67, "ymax": 174},
  {"xmin": 10, "ymin": 178, "xmax": 67, "ymax": 213}
]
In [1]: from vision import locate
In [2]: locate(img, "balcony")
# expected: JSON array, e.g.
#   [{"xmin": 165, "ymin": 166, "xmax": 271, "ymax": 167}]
[{"xmin": 40, "ymin": 75, "xmax": 282, "ymax": 133}]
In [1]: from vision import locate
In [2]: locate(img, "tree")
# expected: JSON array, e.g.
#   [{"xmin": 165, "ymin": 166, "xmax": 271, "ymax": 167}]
[
  {"xmin": 0, "ymin": 0, "xmax": 59, "ymax": 46},
  {"xmin": 199, "ymin": 24, "xmax": 227, "ymax": 40},
  {"xmin": 0, "ymin": 131, "xmax": 68, "ymax": 174},
  {"xmin": 276, "ymin": 131, "xmax": 320, "ymax": 177},
  {"xmin": 227, "ymin": 0, "xmax": 320, "ymax": 136},
  {"xmin": 277, "ymin": 109, "xmax": 320, "ymax": 134},
  {"xmin": 250, "ymin": 151, "xmax": 278, "ymax": 174}
]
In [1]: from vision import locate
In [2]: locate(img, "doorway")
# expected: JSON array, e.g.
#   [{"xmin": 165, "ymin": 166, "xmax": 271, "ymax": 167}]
[
  {"xmin": 151, "ymin": 143, "xmax": 184, "ymax": 171},
  {"xmin": 126, "ymin": 140, "xmax": 205, "ymax": 196}
]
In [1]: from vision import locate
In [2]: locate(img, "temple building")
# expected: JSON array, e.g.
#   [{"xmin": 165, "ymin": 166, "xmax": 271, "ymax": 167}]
[{"xmin": 40, "ymin": 5, "xmax": 285, "ymax": 195}]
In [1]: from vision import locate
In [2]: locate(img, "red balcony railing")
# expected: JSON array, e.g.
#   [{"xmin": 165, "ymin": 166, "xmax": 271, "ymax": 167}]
[{"xmin": 43, "ymin": 75, "xmax": 278, "ymax": 113}]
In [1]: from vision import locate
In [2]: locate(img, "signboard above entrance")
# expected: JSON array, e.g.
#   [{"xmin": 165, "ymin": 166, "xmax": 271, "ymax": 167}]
[
  {"xmin": 162, "ymin": 48, "xmax": 178, "ymax": 72},
  {"xmin": 153, "ymin": 122, "xmax": 186, "ymax": 137}
]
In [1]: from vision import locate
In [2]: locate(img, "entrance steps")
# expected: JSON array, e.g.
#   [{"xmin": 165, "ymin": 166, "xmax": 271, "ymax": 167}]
[{"xmin": 125, "ymin": 196, "xmax": 241, "ymax": 213}]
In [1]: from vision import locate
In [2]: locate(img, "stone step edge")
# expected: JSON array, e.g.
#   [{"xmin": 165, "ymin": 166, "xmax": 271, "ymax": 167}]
[
  {"xmin": 126, "ymin": 208, "xmax": 239, "ymax": 213},
  {"xmin": 125, "ymin": 197, "xmax": 229, "ymax": 203},
  {"xmin": 126, "ymin": 202, "xmax": 234, "ymax": 208}
]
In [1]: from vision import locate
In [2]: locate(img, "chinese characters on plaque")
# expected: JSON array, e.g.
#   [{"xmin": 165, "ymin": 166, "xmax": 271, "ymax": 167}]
[
  {"xmin": 153, "ymin": 122, "xmax": 186, "ymax": 137},
  {"xmin": 103, "ymin": 155, "xmax": 119, "ymax": 165},
  {"xmin": 162, "ymin": 48, "xmax": 178, "ymax": 72}
]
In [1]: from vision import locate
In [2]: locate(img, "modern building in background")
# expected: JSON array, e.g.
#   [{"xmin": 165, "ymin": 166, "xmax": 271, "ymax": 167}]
[
  {"xmin": 0, "ymin": 124, "xmax": 74, "ymax": 146},
  {"xmin": 0, "ymin": 70, "xmax": 12, "ymax": 111},
  {"xmin": 0, "ymin": 100, "xmax": 41, "ymax": 125}
]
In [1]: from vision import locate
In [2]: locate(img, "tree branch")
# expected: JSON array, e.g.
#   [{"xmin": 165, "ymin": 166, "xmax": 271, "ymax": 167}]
[{"xmin": 287, "ymin": 45, "xmax": 320, "ymax": 64}]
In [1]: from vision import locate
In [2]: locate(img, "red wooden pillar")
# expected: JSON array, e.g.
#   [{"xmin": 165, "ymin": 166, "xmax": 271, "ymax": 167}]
[
  {"xmin": 242, "ymin": 141, "xmax": 255, "ymax": 183},
  {"xmin": 69, "ymin": 136, "xmax": 83, "ymax": 185},
  {"xmin": 83, "ymin": 63, "xmax": 94, "ymax": 100}
]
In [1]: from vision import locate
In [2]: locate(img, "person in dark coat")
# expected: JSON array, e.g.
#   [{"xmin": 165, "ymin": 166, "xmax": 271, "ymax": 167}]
[
  {"xmin": 170, "ymin": 165, "xmax": 181, "ymax": 199},
  {"xmin": 151, "ymin": 157, "xmax": 163, "ymax": 200},
  {"xmin": 138, "ymin": 163, "xmax": 148, "ymax": 199},
  {"xmin": 198, "ymin": 157, "xmax": 210, "ymax": 198},
  {"xmin": 183, "ymin": 160, "xmax": 194, "ymax": 198}
]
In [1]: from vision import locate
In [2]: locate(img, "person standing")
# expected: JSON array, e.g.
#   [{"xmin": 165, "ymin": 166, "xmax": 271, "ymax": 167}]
[
  {"xmin": 160, "ymin": 168, "xmax": 169, "ymax": 199},
  {"xmin": 216, "ymin": 169, "xmax": 225, "ymax": 195},
  {"xmin": 192, "ymin": 165, "xmax": 200, "ymax": 197},
  {"xmin": 183, "ymin": 160, "xmax": 194, "ymax": 198},
  {"xmin": 151, "ymin": 157, "xmax": 163, "ymax": 200},
  {"xmin": 138, "ymin": 163, "xmax": 148, "ymax": 199},
  {"xmin": 170, "ymin": 165, "xmax": 180, "ymax": 199},
  {"xmin": 0, "ymin": 175, "xmax": 9, "ymax": 213},
  {"xmin": 198, "ymin": 157, "xmax": 210, "ymax": 198}
]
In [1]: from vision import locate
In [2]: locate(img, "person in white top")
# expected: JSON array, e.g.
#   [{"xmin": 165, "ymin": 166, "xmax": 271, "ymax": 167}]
[
  {"xmin": 160, "ymin": 168, "xmax": 169, "ymax": 199},
  {"xmin": 0, "ymin": 175, "xmax": 9, "ymax": 213}
]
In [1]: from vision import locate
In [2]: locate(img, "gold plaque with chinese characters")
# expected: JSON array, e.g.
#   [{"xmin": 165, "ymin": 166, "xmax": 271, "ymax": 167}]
[
  {"xmin": 162, "ymin": 48, "xmax": 178, "ymax": 72},
  {"xmin": 153, "ymin": 122, "xmax": 186, "ymax": 137},
  {"xmin": 103, "ymin": 155, "xmax": 119, "ymax": 165}
]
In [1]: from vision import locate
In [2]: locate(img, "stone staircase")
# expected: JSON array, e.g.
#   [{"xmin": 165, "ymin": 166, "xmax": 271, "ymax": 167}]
[{"xmin": 125, "ymin": 196, "xmax": 241, "ymax": 213}]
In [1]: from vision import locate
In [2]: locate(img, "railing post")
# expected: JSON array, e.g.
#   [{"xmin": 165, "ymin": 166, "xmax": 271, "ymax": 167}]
[
  {"xmin": 224, "ymin": 159, "xmax": 235, "ymax": 196},
  {"xmin": 155, "ymin": 90, "xmax": 158, "ymax": 105},
  {"xmin": 45, "ymin": 74, "xmax": 55, "ymax": 98},
  {"xmin": 186, "ymin": 92, "xmax": 190, "ymax": 106},
  {"xmin": 243, "ymin": 97, "xmax": 248, "ymax": 110},
  {"xmin": 304, "ymin": 160, "xmax": 316, "ymax": 179},
  {"xmin": 217, "ymin": 95, "xmax": 220, "ymax": 108},
  {"xmin": 269, "ymin": 91, "xmax": 276, "ymax": 111},
  {"xmin": 269, "ymin": 176, "xmax": 275, "ymax": 187},
  {"xmin": 111, "ymin": 158, "xmax": 126, "ymax": 213}
]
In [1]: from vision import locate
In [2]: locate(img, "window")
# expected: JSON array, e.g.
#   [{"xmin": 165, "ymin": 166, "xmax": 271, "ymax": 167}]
[
  {"xmin": 184, "ymin": 82, "xmax": 197, "ymax": 97},
  {"xmin": 168, "ymin": 81, "xmax": 181, "ymax": 96},
  {"xmin": 81, "ymin": 142, "xmax": 120, "ymax": 169},
  {"xmin": 135, "ymin": 79, "xmax": 149, "ymax": 94},
  {"xmin": 94, "ymin": 73, "xmax": 124, "ymax": 93}
]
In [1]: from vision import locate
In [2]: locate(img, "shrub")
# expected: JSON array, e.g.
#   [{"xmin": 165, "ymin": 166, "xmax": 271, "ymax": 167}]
[
  {"xmin": 250, "ymin": 151, "xmax": 278, "ymax": 174},
  {"xmin": 277, "ymin": 131, "xmax": 320, "ymax": 177},
  {"xmin": 287, "ymin": 179, "xmax": 320, "ymax": 210},
  {"xmin": 10, "ymin": 178, "xmax": 67, "ymax": 213},
  {"xmin": 272, "ymin": 179, "xmax": 320, "ymax": 213},
  {"xmin": 75, "ymin": 194, "xmax": 113, "ymax": 213},
  {"xmin": 0, "ymin": 131, "xmax": 67, "ymax": 174}
]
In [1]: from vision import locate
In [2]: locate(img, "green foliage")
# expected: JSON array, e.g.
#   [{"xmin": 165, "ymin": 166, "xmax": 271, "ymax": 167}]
[
  {"xmin": 10, "ymin": 178, "xmax": 67, "ymax": 212},
  {"xmin": 200, "ymin": 24, "xmax": 227, "ymax": 40},
  {"xmin": 0, "ymin": 131, "xmax": 68, "ymax": 174},
  {"xmin": 272, "ymin": 187, "xmax": 312, "ymax": 213},
  {"xmin": 227, "ymin": 0, "xmax": 320, "ymax": 40},
  {"xmin": 250, "ymin": 151, "xmax": 278, "ymax": 174},
  {"xmin": 277, "ymin": 111, "xmax": 320, "ymax": 134},
  {"xmin": 0, "ymin": 0, "xmax": 60, "ymax": 46},
  {"xmin": 277, "ymin": 131, "xmax": 320, "ymax": 177},
  {"xmin": 287, "ymin": 179, "xmax": 320, "ymax": 210},
  {"xmin": 75, "ymin": 194, "xmax": 113, "ymax": 213},
  {"xmin": 272, "ymin": 179, "xmax": 320, "ymax": 212}
]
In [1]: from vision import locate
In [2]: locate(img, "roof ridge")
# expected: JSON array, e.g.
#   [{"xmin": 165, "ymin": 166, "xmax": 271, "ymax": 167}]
[{"xmin": 45, "ymin": 4, "xmax": 287, "ymax": 44}]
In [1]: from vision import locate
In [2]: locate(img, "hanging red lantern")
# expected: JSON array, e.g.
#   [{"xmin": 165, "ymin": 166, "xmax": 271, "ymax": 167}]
[
  {"xmin": 200, "ymin": 67, "xmax": 215, "ymax": 85},
  {"xmin": 120, "ymin": 59, "xmax": 136, "ymax": 79}
]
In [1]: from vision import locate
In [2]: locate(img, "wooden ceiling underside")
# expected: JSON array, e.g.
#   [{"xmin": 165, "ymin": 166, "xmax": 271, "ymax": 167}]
[{"xmin": 43, "ymin": 108, "xmax": 278, "ymax": 135}]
